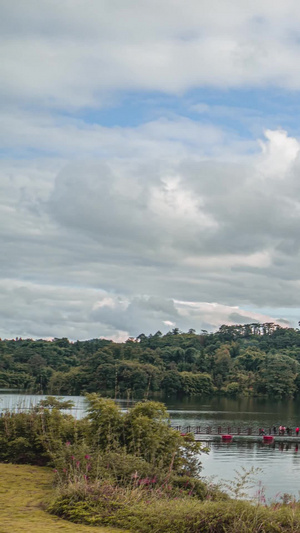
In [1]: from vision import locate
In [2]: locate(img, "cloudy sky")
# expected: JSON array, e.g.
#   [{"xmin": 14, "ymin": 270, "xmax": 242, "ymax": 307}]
[{"xmin": 2, "ymin": 0, "xmax": 300, "ymax": 341}]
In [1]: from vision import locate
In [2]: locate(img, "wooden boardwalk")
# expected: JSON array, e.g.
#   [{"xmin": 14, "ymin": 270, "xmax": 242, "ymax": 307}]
[{"xmin": 171, "ymin": 425, "xmax": 299, "ymax": 438}]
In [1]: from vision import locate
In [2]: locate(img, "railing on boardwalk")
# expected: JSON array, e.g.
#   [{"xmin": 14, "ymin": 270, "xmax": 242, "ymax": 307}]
[{"xmin": 171, "ymin": 425, "xmax": 296, "ymax": 436}]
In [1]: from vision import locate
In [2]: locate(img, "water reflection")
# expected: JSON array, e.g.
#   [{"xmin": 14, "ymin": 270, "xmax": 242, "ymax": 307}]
[
  {"xmin": 166, "ymin": 396, "xmax": 300, "ymax": 430},
  {"xmin": 200, "ymin": 439, "xmax": 300, "ymax": 501},
  {"xmin": 0, "ymin": 392, "xmax": 134, "ymax": 418}
]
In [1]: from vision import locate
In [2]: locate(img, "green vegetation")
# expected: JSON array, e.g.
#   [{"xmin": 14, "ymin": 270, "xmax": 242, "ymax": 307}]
[
  {"xmin": 50, "ymin": 492, "xmax": 300, "ymax": 533},
  {"xmin": 2, "ymin": 395, "xmax": 300, "ymax": 532},
  {"xmin": 3, "ymin": 460, "xmax": 300, "ymax": 533},
  {"xmin": 0, "ymin": 395, "xmax": 206, "ymax": 477},
  {"xmin": 1, "ymin": 322, "xmax": 300, "ymax": 397},
  {"xmin": 0, "ymin": 462, "xmax": 125, "ymax": 533}
]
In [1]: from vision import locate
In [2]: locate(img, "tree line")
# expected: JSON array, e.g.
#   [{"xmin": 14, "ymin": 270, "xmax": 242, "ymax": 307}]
[{"xmin": 1, "ymin": 322, "xmax": 300, "ymax": 398}]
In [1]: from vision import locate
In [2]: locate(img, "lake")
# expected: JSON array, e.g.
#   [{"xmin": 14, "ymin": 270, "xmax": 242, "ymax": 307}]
[
  {"xmin": 166, "ymin": 396, "xmax": 300, "ymax": 502},
  {"xmin": 1, "ymin": 392, "xmax": 300, "ymax": 501}
]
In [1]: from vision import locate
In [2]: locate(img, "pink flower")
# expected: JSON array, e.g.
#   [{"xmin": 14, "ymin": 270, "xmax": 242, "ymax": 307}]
[
  {"xmin": 138, "ymin": 478, "xmax": 150, "ymax": 486},
  {"xmin": 84, "ymin": 454, "xmax": 91, "ymax": 460},
  {"xmin": 53, "ymin": 469, "xmax": 58, "ymax": 473},
  {"xmin": 65, "ymin": 441, "xmax": 71, "ymax": 447},
  {"xmin": 76, "ymin": 461, "xmax": 80, "ymax": 468}
]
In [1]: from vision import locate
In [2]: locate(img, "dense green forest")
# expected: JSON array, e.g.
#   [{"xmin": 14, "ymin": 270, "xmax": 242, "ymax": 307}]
[{"xmin": 1, "ymin": 322, "xmax": 300, "ymax": 398}]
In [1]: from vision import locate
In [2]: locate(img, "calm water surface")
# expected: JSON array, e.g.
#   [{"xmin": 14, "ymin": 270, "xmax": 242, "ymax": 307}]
[
  {"xmin": 2, "ymin": 393, "xmax": 300, "ymax": 501},
  {"xmin": 166, "ymin": 396, "xmax": 300, "ymax": 501}
]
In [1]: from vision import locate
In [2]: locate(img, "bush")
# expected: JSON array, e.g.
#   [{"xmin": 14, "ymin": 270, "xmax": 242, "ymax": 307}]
[
  {"xmin": 0, "ymin": 395, "xmax": 205, "ymax": 480},
  {"xmin": 0, "ymin": 406, "xmax": 89, "ymax": 465},
  {"xmin": 49, "ymin": 487, "xmax": 300, "ymax": 532}
]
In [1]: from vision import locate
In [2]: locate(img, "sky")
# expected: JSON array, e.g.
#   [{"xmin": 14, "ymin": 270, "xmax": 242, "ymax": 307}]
[{"xmin": 2, "ymin": 0, "xmax": 300, "ymax": 341}]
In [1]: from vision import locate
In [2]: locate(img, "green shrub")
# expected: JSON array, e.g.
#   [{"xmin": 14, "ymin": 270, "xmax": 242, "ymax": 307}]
[
  {"xmin": 0, "ymin": 406, "xmax": 88, "ymax": 465},
  {"xmin": 49, "ymin": 490, "xmax": 300, "ymax": 533}
]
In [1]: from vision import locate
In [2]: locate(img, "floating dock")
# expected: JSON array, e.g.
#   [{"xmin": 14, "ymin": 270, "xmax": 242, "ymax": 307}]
[
  {"xmin": 193, "ymin": 434, "xmax": 300, "ymax": 443},
  {"xmin": 171, "ymin": 425, "xmax": 300, "ymax": 443}
]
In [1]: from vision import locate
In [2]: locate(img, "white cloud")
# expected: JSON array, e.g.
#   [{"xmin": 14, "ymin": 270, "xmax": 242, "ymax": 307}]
[
  {"xmin": 257, "ymin": 129, "xmax": 300, "ymax": 178},
  {"xmin": 174, "ymin": 300, "xmax": 289, "ymax": 329},
  {"xmin": 0, "ymin": 126, "xmax": 300, "ymax": 338},
  {"xmin": 3, "ymin": 1, "xmax": 300, "ymax": 108},
  {"xmin": 183, "ymin": 251, "xmax": 272, "ymax": 269},
  {"xmin": 0, "ymin": 110, "xmax": 230, "ymax": 160}
]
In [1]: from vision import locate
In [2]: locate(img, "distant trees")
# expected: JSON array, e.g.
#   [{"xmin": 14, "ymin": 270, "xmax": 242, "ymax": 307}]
[
  {"xmin": 1, "ymin": 324, "xmax": 300, "ymax": 398},
  {"xmin": 258, "ymin": 354, "xmax": 299, "ymax": 397}
]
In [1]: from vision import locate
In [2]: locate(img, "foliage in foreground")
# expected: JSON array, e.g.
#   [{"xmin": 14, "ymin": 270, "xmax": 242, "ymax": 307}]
[
  {"xmin": 49, "ymin": 482, "xmax": 300, "ymax": 533},
  {"xmin": 2, "ymin": 395, "xmax": 300, "ymax": 532},
  {"xmin": 0, "ymin": 395, "xmax": 205, "ymax": 479},
  {"xmin": 48, "ymin": 459, "xmax": 300, "ymax": 533}
]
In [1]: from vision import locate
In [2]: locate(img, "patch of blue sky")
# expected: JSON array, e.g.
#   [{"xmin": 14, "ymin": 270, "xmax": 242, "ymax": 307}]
[{"xmin": 68, "ymin": 86, "xmax": 300, "ymax": 140}]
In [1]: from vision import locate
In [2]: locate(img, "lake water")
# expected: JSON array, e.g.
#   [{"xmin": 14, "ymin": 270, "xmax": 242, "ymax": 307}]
[
  {"xmin": 166, "ymin": 396, "xmax": 300, "ymax": 502},
  {"xmin": 1, "ymin": 392, "xmax": 300, "ymax": 502}
]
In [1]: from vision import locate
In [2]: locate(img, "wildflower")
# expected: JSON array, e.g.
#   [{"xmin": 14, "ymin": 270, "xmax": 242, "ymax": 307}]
[
  {"xmin": 76, "ymin": 461, "xmax": 80, "ymax": 468},
  {"xmin": 53, "ymin": 469, "xmax": 58, "ymax": 473},
  {"xmin": 71, "ymin": 455, "xmax": 75, "ymax": 460},
  {"xmin": 84, "ymin": 454, "xmax": 91, "ymax": 460},
  {"xmin": 65, "ymin": 441, "xmax": 71, "ymax": 447},
  {"xmin": 138, "ymin": 478, "xmax": 148, "ymax": 486}
]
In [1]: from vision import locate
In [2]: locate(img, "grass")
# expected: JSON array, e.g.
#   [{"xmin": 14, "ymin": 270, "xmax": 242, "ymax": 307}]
[
  {"xmin": 49, "ymin": 478, "xmax": 300, "ymax": 533},
  {"xmin": 2, "ymin": 462, "xmax": 300, "ymax": 533},
  {"xmin": 0, "ymin": 463, "xmax": 128, "ymax": 533}
]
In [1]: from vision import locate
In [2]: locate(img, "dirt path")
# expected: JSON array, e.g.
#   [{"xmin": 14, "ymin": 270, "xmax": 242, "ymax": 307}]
[{"xmin": 0, "ymin": 463, "xmax": 127, "ymax": 533}]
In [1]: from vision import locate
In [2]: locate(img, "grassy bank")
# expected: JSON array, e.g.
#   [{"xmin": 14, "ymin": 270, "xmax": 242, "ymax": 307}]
[
  {"xmin": 49, "ymin": 481, "xmax": 300, "ymax": 533},
  {"xmin": 0, "ymin": 463, "xmax": 126, "ymax": 533},
  {"xmin": 2, "ymin": 462, "xmax": 300, "ymax": 533}
]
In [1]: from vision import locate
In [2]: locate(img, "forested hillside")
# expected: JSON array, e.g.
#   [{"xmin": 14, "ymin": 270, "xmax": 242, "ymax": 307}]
[{"xmin": 1, "ymin": 323, "xmax": 300, "ymax": 398}]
